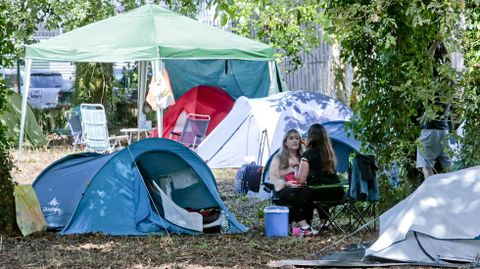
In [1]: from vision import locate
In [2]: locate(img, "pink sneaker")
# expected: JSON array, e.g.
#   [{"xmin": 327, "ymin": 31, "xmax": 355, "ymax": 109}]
[{"xmin": 292, "ymin": 227, "xmax": 302, "ymax": 236}]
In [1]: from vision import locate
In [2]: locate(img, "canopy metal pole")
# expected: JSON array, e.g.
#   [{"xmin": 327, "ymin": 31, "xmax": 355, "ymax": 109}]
[
  {"xmin": 151, "ymin": 60, "xmax": 165, "ymax": 138},
  {"xmin": 137, "ymin": 61, "xmax": 148, "ymax": 129},
  {"xmin": 17, "ymin": 58, "xmax": 32, "ymax": 163}
]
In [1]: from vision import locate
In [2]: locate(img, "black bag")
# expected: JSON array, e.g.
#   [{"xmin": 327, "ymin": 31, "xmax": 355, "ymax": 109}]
[
  {"xmin": 235, "ymin": 162, "xmax": 263, "ymax": 194},
  {"xmin": 235, "ymin": 129, "xmax": 269, "ymax": 195}
]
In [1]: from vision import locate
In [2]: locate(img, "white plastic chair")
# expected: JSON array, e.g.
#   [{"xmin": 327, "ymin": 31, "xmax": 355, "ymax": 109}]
[{"xmin": 80, "ymin": 103, "xmax": 128, "ymax": 153}]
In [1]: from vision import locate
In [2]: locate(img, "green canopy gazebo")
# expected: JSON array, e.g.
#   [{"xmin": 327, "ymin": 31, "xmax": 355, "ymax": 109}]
[{"xmin": 19, "ymin": 4, "xmax": 285, "ymax": 158}]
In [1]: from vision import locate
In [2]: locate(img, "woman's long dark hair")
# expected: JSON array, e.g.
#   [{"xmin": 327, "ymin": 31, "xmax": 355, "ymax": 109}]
[{"xmin": 306, "ymin": 123, "xmax": 336, "ymax": 174}]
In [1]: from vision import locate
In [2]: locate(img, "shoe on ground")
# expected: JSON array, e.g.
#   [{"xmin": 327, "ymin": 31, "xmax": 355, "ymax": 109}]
[{"xmin": 298, "ymin": 226, "xmax": 318, "ymax": 237}]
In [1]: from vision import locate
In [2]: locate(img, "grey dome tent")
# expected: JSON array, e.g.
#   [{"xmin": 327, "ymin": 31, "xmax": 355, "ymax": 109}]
[
  {"xmin": 33, "ymin": 138, "xmax": 246, "ymax": 235},
  {"xmin": 197, "ymin": 91, "xmax": 353, "ymax": 168},
  {"xmin": 365, "ymin": 166, "xmax": 480, "ymax": 264}
]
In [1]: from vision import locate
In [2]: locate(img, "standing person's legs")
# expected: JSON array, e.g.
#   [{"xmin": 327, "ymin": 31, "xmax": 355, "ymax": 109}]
[
  {"xmin": 417, "ymin": 129, "xmax": 446, "ymax": 179},
  {"xmin": 437, "ymin": 131, "xmax": 453, "ymax": 173},
  {"xmin": 422, "ymin": 167, "xmax": 434, "ymax": 179}
]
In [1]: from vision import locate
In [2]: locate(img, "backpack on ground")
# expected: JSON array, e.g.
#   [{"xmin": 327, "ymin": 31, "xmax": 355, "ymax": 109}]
[{"xmin": 235, "ymin": 129, "xmax": 269, "ymax": 195}]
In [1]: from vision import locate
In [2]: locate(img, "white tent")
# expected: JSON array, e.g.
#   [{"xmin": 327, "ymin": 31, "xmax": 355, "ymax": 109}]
[
  {"xmin": 196, "ymin": 91, "xmax": 353, "ymax": 168},
  {"xmin": 366, "ymin": 166, "xmax": 480, "ymax": 264}
]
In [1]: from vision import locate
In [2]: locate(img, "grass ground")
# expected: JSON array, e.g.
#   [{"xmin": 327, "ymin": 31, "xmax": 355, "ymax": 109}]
[{"xmin": 3, "ymin": 146, "xmax": 381, "ymax": 268}]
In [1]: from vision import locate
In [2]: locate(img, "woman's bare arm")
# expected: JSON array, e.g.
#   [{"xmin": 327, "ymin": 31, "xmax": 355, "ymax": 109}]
[
  {"xmin": 296, "ymin": 157, "xmax": 309, "ymax": 184},
  {"xmin": 268, "ymin": 157, "xmax": 285, "ymax": 191}
]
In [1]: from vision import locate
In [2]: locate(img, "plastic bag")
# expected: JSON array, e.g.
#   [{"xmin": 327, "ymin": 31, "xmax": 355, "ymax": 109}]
[{"xmin": 14, "ymin": 184, "xmax": 47, "ymax": 236}]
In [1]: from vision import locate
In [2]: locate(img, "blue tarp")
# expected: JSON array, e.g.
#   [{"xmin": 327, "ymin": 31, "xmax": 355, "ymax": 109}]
[{"xmin": 33, "ymin": 138, "xmax": 247, "ymax": 235}]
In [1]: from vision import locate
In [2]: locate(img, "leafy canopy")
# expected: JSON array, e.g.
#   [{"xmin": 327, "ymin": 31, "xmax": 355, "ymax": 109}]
[
  {"xmin": 458, "ymin": 0, "xmax": 480, "ymax": 168},
  {"xmin": 323, "ymin": 0, "xmax": 467, "ymax": 208},
  {"xmin": 210, "ymin": 0, "xmax": 325, "ymax": 69}
]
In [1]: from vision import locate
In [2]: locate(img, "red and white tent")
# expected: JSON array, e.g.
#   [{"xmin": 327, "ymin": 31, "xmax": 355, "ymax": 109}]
[{"xmin": 152, "ymin": 85, "xmax": 234, "ymax": 138}]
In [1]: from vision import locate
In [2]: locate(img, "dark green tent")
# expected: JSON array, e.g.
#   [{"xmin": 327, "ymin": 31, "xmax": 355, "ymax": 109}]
[{"xmin": 1, "ymin": 91, "xmax": 46, "ymax": 147}]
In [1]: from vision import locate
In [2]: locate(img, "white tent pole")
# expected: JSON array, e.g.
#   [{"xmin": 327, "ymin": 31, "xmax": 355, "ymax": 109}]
[
  {"xmin": 268, "ymin": 60, "xmax": 279, "ymax": 95},
  {"xmin": 151, "ymin": 60, "xmax": 159, "ymax": 137},
  {"xmin": 151, "ymin": 60, "xmax": 164, "ymax": 138},
  {"xmin": 137, "ymin": 61, "xmax": 148, "ymax": 128},
  {"xmin": 17, "ymin": 58, "xmax": 32, "ymax": 163}
]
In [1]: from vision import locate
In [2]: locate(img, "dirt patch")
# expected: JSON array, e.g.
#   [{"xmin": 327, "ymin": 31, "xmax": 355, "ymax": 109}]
[{"xmin": 3, "ymin": 147, "xmax": 408, "ymax": 268}]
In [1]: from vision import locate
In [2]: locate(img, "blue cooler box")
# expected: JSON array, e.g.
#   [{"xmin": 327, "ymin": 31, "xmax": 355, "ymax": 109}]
[{"xmin": 264, "ymin": 206, "xmax": 289, "ymax": 237}]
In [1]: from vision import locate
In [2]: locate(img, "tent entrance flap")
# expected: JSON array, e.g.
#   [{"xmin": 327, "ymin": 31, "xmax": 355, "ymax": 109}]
[
  {"xmin": 156, "ymin": 184, "xmax": 203, "ymax": 232},
  {"xmin": 135, "ymin": 150, "xmax": 218, "ymax": 210}
]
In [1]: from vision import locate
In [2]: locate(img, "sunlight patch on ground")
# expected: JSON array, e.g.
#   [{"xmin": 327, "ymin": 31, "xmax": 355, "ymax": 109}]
[
  {"xmin": 59, "ymin": 241, "xmax": 117, "ymax": 252},
  {"xmin": 131, "ymin": 262, "xmax": 227, "ymax": 269},
  {"xmin": 211, "ymin": 168, "xmax": 237, "ymax": 182},
  {"xmin": 10, "ymin": 146, "xmax": 75, "ymax": 184}
]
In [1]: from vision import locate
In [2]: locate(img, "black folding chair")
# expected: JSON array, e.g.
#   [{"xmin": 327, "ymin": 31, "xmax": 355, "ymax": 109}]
[
  {"xmin": 310, "ymin": 183, "xmax": 349, "ymax": 233},
  {"xmin": 313, "ymin": 153, "xmax": 379, "ymax": 234}
]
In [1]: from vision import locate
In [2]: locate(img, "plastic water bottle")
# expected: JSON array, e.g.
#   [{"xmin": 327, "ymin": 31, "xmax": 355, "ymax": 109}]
[{"xmin": 220, "ymin": 210, "xmax": 229, "ymax": 234}]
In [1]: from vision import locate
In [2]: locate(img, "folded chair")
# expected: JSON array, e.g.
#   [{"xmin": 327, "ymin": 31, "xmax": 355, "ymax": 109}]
[
  {"xmin": 170, "ymin": 113, "xmax": 210, "ymax": 149},
  {"xmin": 80, "ymin": 103, "xmax": 128, "ymax": 153},
  {"xmin": 49, "ymin": 127, "xmax": 70, "ymax": 147}
]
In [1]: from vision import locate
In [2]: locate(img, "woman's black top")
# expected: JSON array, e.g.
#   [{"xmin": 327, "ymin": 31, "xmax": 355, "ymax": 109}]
[{"xmin": 301, "ymin": 148, "xmax": 339, "ymax": 186}]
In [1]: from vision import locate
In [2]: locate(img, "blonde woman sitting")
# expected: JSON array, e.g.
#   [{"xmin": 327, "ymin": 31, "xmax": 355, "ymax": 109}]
[{"xmin": 269, "ymin": 129, "xmax": 318, "ymax": 236}]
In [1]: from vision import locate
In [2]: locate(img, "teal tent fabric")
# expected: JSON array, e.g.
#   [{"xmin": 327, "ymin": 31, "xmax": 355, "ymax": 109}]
[
  {"xmin": 26, "ymin": 5, "xmax": 273, "ymax": 62},
  {"xmin": 165, "ymin": 59, "xmax": 271, "ymax": 99}
]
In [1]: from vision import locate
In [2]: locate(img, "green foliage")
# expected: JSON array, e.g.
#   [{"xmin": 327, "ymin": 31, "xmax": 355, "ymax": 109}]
[
  {"xmin": 376, "ymin": 173, "xmax": 410, "ymax": 213},
  {"xmin": 210, "ymin": 0, "xmax": 324, "ymax": 69},
  {"xmin": 0, "ymin": 0, "xmax": 19, "ymax": 235},
  {"xmin": 73, "ymin": 62, "xmax": 125, "ymax": 126},
  {"xmin": 32, "ymin": 107, "xmax": 69, "ymax": 134},
  {"xmin": 458, "ymin": 0, "xmax": 480, "ymax": 168},
  {"xmin": 323, "ymin": 0, "xmax": 466, "ymax": 206},
  {"xmin": 0, "ymin": 78, "xmax": 17, "ymax": 234}
]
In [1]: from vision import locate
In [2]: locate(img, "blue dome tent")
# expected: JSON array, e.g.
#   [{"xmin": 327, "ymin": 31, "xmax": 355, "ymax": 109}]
[
  {"xmin": 322, "ymin": 120, "xmax": 362, "ymax": 173},
  {"xmin": 33, "ymin": 138, "xmax": 246, "ymax": 235}
]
